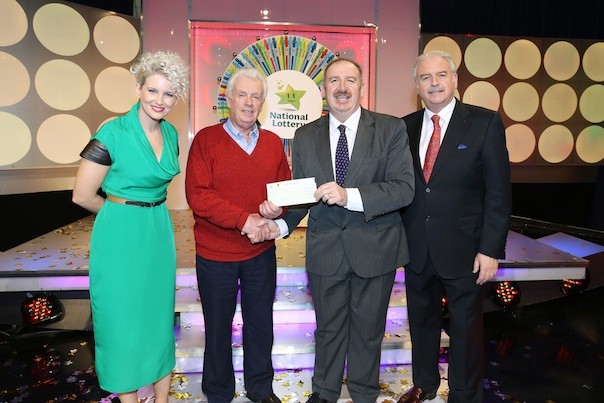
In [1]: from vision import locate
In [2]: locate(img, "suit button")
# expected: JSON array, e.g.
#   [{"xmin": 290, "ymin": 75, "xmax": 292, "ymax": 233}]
[
  {"xmin": 426, "ymin": 187, "xmax": 431, "ymax": 193},
  {"xmin": 341, "ymin": 226, "xmax": 347, "ymax": 231},
  {"xmin": 426, "ymin": 215, "xmax": 431, "ymax": 222}
]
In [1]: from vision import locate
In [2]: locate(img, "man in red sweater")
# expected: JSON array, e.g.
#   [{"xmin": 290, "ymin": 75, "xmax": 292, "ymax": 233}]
[{"xmin": 185, "ymin": 68, "xmax": 291, "ymax": 403}]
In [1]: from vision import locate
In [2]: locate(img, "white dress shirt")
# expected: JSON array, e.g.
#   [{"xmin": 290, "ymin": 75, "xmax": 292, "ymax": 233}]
[{"xmin": 420, "ymin": 98, "xmax": 456, "ymax": 168}]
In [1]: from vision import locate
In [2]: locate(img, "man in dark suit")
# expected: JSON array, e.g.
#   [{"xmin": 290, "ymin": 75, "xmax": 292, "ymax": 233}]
[
  {"xmin": 399, "ymin": 50, "xmax": 512, "ymax": 403},
  {"xmin": 259, "ymin": 58, "xmax": 415, "ymax": 403}
]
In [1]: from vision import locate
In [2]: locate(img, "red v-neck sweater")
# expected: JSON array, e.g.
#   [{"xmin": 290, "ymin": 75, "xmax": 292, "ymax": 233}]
[{"xmin": 185, "ymin": 123, "xmax": 291, "ymax": 262}]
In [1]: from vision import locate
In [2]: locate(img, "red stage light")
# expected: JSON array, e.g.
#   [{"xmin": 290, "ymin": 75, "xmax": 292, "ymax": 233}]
[
  {"xmin": 561, "ymin": 268, "xmax": 590, "ymax": 295},
  {"xmin": 492, "ymin": 281, "xmax": 521, "ymax": 311},
  {"xmin": 21, "ymin": 292, "xmax": 64, "ymax": 326}
]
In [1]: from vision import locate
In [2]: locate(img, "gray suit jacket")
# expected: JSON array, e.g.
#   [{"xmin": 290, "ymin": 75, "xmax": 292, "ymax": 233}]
[{"xmin": 283, "ymin": 108, "xmax": 415, "ymax": 278}]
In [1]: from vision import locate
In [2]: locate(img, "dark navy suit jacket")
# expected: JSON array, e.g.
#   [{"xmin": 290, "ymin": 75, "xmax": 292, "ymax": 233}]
[{"xmin": 401, "ymin": 100, "xmax": 512, "ymax": 279}]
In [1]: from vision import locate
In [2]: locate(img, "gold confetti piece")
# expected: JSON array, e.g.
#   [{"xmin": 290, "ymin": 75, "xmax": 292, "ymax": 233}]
[
  {"xmin": 168, "ymin": 392, "xmax": 192, "ymax": 399},
  {"xmin": 296, "ymin": 380, "xmax": 304, "ymax": 387}
]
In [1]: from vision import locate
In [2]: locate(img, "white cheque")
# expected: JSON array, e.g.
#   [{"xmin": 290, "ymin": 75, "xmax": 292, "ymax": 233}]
[{"xmin": 266, "ymin": 177, "xmax": 317, "ymax": 207}]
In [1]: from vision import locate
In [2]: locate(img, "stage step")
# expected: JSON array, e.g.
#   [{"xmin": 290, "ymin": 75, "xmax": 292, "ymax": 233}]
[
  {"xmin": 174, "ymin": 320, "xmax": 449, "ymax": 373},
  {"xmin": 175, "ymin": 280, "xmax": 408, "ymax": 326},
  {"xmin": 152, "ymin": 364, "xmax": 451, "ymax": 402},
  {"xmin": 175, "ymin": 266, "xmax": 406, "ymax": 288},
  {"xmin": 172, "ymin": 264, "xmax": 435, "ymax": 374}
]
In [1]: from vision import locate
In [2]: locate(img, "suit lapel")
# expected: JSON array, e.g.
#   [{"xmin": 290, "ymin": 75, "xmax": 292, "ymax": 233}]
[
  {"xmin": 345, "ymin": 109, "xmax": 374, "ymax": 186},
  {"xmin": 406, "ymin": 111, "xmax": 424, "ymax": 176},
  {"xmin": 313, "ymin": 116, "xmax": 335, "ymax": 182},
  {"xmin": 430, "ymin": 102, "xmax": 471, "ymax": 180}
]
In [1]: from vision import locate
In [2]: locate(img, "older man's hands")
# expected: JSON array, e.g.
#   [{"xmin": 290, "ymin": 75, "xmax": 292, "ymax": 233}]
[{"xmin": 241, "ymin": 213, "xmax": 280, "ymax": 244}]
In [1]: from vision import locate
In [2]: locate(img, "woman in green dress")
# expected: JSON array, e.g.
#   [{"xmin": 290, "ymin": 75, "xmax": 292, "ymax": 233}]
[{"xmin": 72, "ymin": 50, "xmax": 189, "ymax": 403}]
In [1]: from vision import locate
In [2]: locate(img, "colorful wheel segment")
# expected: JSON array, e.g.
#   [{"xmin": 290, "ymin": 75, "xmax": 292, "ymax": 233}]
[{"xmin": 217, "ymin": 35, "xmax": 336, "ymax": 122}]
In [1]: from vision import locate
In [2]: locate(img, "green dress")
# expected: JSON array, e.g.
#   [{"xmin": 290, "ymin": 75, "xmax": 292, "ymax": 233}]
[{"xmin": 88, "ymin": 103, "xmax": 179, "ymax": 393}]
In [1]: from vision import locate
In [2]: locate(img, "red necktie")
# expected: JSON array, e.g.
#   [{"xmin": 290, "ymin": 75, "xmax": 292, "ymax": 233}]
[{"xmin": 423, "ymin": 115, "xmax": 441, "ymax": 183}]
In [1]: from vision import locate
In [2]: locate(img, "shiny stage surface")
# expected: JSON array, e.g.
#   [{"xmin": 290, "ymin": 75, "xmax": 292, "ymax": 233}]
[
  {"xmin": 0, "ymin": 210, "xmax": 601, "ymax": 403},
  {"xmin": 0, "ymin": 210, "xmax": 590, "ymax": 292}
]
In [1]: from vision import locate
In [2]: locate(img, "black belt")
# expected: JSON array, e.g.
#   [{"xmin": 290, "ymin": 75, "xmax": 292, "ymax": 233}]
[{"xmin": 107, "ymin": 195, "xmax": 166, "ymax": 207}]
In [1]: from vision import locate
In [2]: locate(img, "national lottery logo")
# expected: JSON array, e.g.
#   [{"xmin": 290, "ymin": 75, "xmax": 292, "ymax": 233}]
[{"xmin": 258, "ymin": 70, "xmax": 323, "ymax": 139}]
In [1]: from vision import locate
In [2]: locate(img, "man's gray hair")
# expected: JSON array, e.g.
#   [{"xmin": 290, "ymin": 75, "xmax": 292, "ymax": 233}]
[
  {"xmin": 226, "ymin": 68, "xmax": 268, "ymax": 101},
  {"xmin": 412, "ymin": 50, "xmax": 457, "ymax": 83}
]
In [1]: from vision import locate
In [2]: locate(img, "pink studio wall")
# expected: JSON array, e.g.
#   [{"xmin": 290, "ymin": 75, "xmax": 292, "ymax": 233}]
[{"xmin": 142, "ymin": 0, "xmax": 420, "ymax": 209}]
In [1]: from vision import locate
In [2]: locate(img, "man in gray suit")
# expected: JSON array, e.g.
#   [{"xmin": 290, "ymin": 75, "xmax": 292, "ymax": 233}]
[{"xmin": 259, "ymin": 58, "xmax": 415, "ymax": 403}]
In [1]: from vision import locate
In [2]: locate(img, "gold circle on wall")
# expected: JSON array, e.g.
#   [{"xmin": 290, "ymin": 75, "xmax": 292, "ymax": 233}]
[
  {"xmin": 95, "ymin": 66, "xmax": 138, "ymax": 113},
  {"xmin": 505, "ymin": 124, "xmax": 536, "ymax": 163},
  {"xmin": 462, "ymin": 81, "xmax": 500, "ymax": 111},
  {"xmin": 576, "ymin": 125, "xmax": 604, "ymax": 163},
  {"xmin": 37, "ymin": 114, "xmax": 91, "ymax": 164},
  {"xmin": 0, "ymin": 111, "xmax": 31, "ymax": 166},
  {"xmin": 423, "ymin": 36, "xmax": 463, "ymax": 69},
  {"xmin": 93, "ymin": 15, "xmax": 140, "ymax": 64},
  {"xmin": 0, "ymin": 0, "xmax": 28, "ymax": 46},
  {"xmin": 538, "ymin": 125, "xmax": 574, "ymax": 163},
  {"xmin": 464, "ymin": 38, "xmax": 502, "ymax": 78},
  {"xmin": 0, "ymin": 51, "xmax": 30, "ymax": 107},
  {"xmin": 97, "ymin": 116, "xmax": 118, "ymax": 132},
  {"xmin": 543, "ymin": 41, "xmax": 580, "ymax": 81},
  {"xmin": 542, "ymin": 83, "xmax": 577, "ymax": 123},
  {"xmin": 502, "ymin": 82, "xmax": 539, "ymax": 122},
  {"xmin": 33, "ymin": 3, "xmax": 89, "ymax": 56},
  {"xmin": 583, "ymin": 42, "xmax": 604, "ymax": 82},
  {"xmin": 579, "ymin": 84, "xmax": 604, "ymax": 123},
  {"xmin": 504, "ymin": 39, "xmax": 541, "ymax": 80},
  {"xmin": 35, "ymin": 59, "xmax": 91, "ymax": 111}
]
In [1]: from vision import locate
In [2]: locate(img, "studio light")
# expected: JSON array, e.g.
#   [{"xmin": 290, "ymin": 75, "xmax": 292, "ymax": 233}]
[
  {"xmin": 561, "ymin": 268, "xmax": 590, "ymax": 295},
  {"xmin": 21, "ymin": 292, "xmax": 64, "ymax": 326},
  {"xmin": 492, "ymin": 281, "xmax": 521, "ymax": 311}
]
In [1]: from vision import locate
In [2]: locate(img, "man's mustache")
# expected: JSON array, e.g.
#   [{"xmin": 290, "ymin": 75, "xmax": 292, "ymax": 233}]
[
  {"xmin": 427, "ymin": 86, "xmax": 443, "ymax": 94},
  {"xmin": 334, "ymin": 90, "xmax": 351, "ymax": 97}
]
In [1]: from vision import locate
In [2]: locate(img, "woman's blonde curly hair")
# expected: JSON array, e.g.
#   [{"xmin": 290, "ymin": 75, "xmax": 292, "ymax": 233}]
[{"xmin": 130, "ymin": 50, "xmax": 190, "ymax": 100}]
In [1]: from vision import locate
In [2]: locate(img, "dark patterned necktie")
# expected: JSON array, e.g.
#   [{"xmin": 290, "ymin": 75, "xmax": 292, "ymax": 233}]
[
  {"xmin": 335, "ymin": 124, "xmax": 349, "ymax": 186},
  {"xmin": 423, "ymin": 115, "xmax": 441, "ymax": 183}
]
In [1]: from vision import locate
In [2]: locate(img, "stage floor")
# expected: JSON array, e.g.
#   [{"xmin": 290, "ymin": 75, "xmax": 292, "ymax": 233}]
[
  {"xmin": 3, "ymin": 286, "xmax": 604, "ymax": 403},
  {"xmin": 0, "ymin": 210, "xmax": 590, "ymax": 293},
  {"xmin": 1, "ymin": 211, "xmax": 602, "ymax": 402}
]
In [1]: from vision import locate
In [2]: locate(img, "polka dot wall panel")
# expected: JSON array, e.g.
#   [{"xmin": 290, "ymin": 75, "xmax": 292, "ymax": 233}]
[
  {"xmin": 421, "ymin": 34, "xmax": 604, "ymax": 165},
  {"xmin": 0, "ymin": 0, "xmax": 141, "ymax": 169}
]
